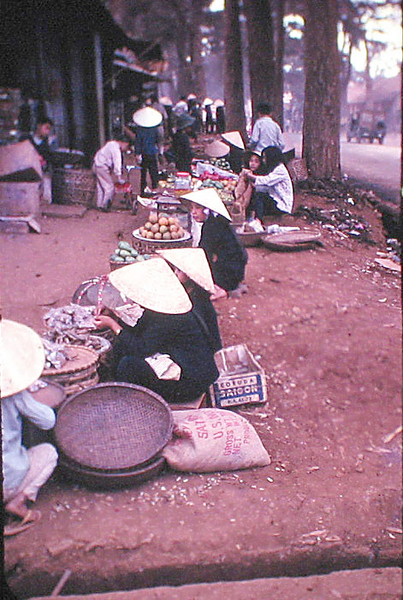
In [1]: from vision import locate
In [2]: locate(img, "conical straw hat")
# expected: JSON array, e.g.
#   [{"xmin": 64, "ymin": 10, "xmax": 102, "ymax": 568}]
[
  {"xmin": 205, "ymin": 140, "xmax": 230, "ymax": 158},
  {"xmin": 108, "ymin": 257, "xmax": 192, "ymax": 314},
  {"xmin": 203, "ymin": 97, "xmax": 214, "ymax": 106},
  {"xmin": 182, "ymin": 188, "xmax": 232, "ymax": 221},
  {"xmin": 159, "ymin": 96, "xmax": 173, "ymax": 106},
  {"xmin": 132, "ymin": 107, "xmax": 163, "ymax": 128},
  {"xmin": 221, "ymin": 131, "xmax": 245, "ymax": 150},
  {"xmin": 157, "ymin": 248, "xmax": 216, "ymax": 294},
  {"xmin": 214, "ymin": 99, "xmax": 225, "ymax": 107},
  {"xmin": 187, "ymin": 93, "xmax": 197, "ymax": 100},
  {"xmin": 0, "ymin": 320, "xmax": 45, "ymax": 398}
]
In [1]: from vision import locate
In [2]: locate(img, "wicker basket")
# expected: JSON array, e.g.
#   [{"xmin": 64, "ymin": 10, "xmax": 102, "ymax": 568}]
[
  {"xmin": 132, "ymin": 228, "xmax": 192, "ymax": 254},
  {"xmin": 58, "ymin": 454, "xmax": 166, "ymax": 488},
  {"xmin": 54, "ymin": 382, "xmax": 173, "ymax": 471},
  {"xmin": 52, "ymin": 167, "xmax": 96, "ymax": 206},
  {"xmin": 42, "ymin": 345, "xmax": 100, "ymax": 396}
]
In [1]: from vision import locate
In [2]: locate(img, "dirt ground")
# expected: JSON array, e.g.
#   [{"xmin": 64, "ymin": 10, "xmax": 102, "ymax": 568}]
[{"xmin": 1, "ymin": 182, "xmax": 402, "ymax": 598}]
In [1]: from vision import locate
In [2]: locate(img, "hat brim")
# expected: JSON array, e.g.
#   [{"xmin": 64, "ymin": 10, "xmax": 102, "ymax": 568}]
[
  {"xmin": 133, "ymin": 107, "xmax": 163, "ymax": 128},
  {"xmin": 205, "ymin": 140, "xmax": 230, "ymax": 158},
  {"xmin": 157, "ymin": 248, "xmax": 216, "ymax": 294},
  {"xmin": 182, "ymin": 188, "xmax": 232, "ymax": 221},
  {"xmin": 221, "ymin": 131, "xmax": 245, "ymax": 150},
  {"xmin": 108, "ymin": 258, "xmax": 192, "ymax": 314},
  {"xmin": 0, "ymin": 320, "xmax": 45, "ymax": 398}
]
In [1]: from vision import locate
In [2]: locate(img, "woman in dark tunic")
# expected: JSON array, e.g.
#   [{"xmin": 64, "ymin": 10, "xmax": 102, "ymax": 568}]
[
  {"xmin": 182, "ymin": 189, "xmax": 248, "ymax": 300},
  {"xmin": 94, "ymin": 258, "xmax": 218, "ymax": 404},
  {"xmin": 157, "ymin": 247, "xmax": 222, "ymax": 353}
]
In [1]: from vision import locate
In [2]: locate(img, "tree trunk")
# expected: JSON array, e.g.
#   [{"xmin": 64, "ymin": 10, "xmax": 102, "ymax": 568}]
[
  {"xmin": 243, "ymin": 0, "xmax": 275, "ymax": 120},
  {"xmin": 189, "ymin": 0, "xmax": 207, "ymax": 99},
  {"xmin": 302, "ymin": 0, "xmax": 340, "ymax": 178},
  {"xmin": 273, "ymin": 0, "xmax": 285, "ymax": 127},
  {"xmin": 224, "ymin": 0, "xmax": 246, "ymax": 135}
]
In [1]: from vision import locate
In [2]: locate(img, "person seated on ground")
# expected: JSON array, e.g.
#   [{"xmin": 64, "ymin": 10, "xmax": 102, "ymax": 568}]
[
  {"xmin": 171, "ymin": 113, "xmax": 195, "ymax": 174},
  {"xmin": 157, "ymin": 247, "xmax": 222, "ymax": 353},
  {"xmin": 132, "ymin": 107, "xmax": 164, "ymax": 194},
  {"xmin": 182, "ymin": 188, "xmax": 248, "ymax": 301},
  {"xmin": 245, "ymin": 145, "xmax": 294, "ymax": 225},
  {"xmin": 92, "ymin": 134, "xmax": 131, "ymax": 211},
  {"xmin": 234, "ymin": 150, "xmax": 265, "ymax": 221},
  {"xmin": 94, "ymin": 258, "xmax": 219, "ymax": 404},
  {"xmin": 1, "ymin": 320, "xmax": 58, "ymax": 536}
]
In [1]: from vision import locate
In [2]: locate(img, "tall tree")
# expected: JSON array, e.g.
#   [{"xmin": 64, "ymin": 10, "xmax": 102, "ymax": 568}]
[
  {"xmin": 224, "ymin": 0, "xmax": 246, "ymax": 135},
  {"xmin": 243, "ymin": 0, "xmax": 275, "ymax": 117},
  {"xmin": 272, "ymin": 0, "xmax": 285, "ymax": 127},
  {"xmin": 302, "ymin": 0, "xmax": 341, "ymax": 178}
]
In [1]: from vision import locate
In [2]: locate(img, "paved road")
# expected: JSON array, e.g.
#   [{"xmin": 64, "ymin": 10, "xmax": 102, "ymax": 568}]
[{"xmin": 283, "ymin": 132, "xmax": 401, "ymax": 204}]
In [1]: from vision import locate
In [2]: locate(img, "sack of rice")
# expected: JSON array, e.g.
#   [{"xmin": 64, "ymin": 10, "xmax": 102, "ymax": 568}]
[{"xmin": 162, "ymin": 409, "xmax": 271, "ymax": 472}]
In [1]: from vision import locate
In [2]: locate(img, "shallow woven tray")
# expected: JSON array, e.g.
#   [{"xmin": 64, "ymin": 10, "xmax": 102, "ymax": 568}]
[
  {"xmin": 42, "ymin": 345, "xmax": 99, "ymax": 377},
  {"xmin": 262, "ymin": 231, "xmax": 322, "ymax": 251},
  {"xmin": 58, "ymin": 454, "xmax": 166, "ymax": 488},
  {"xmin": 54, "ymin": 383, "xmax": 173, "ymax": 471},
  {"xmin": 132, "ymin": 228, "xmax": 192, "ymax": 253}
]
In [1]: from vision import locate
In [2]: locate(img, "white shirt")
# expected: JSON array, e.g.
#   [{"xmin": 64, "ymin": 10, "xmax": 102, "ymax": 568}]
[
  {"xmin": 250, "ymin": 116, "xmax": 284, "ymax": 152},
  {"xmin": 93, "ymin": 141, "xmax": 124, "ymax": 180},
  {"xmin": 2, "ymin": 390, "xmax": 56, "ymax": 492},
  {"xmin": 254, "ymin": 164, "xmax": 294, "ymax": 213}
]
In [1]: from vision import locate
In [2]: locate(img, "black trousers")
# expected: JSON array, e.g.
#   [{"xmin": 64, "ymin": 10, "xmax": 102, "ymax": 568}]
[
  {"xmin": 140, "ymin": 154, "xmax": 159, "ymax": 192},
  {"xmin": 248, "ymin": 191, "xmax": 283, "ymax": 221}
]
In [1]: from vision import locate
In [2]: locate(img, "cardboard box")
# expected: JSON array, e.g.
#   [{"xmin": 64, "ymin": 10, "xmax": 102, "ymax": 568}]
[{"xmin": 210, "ymin": 344, "xmax": 268, "ymax": 409}]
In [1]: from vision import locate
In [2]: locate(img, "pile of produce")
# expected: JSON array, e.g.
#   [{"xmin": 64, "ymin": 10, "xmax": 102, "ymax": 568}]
[
  {"xmin": 110, "ymin": 241, "xmax": 151, "ymax": 263},
  {"xmin": 209, "ymin": 157, "xmax": 232, "ymax": 171},
  {"xmin": 138, "ymin": 214, "xmax": 186, "ymax": 241}
]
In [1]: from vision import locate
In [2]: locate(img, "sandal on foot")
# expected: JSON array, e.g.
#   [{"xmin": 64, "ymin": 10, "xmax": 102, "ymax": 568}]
[{"xmin": 4, "ymin": 510, "xmax": 41, "ymax": 536}]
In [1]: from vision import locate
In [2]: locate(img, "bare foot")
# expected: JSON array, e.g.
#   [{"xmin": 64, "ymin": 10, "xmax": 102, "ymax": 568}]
[
  {"xmin": 5, "ymin": 491, "xmax": 30, "ymax": 519},
  {"xmin": 210, "ymin": 285, "xmax": 228, "ymax": 301}
]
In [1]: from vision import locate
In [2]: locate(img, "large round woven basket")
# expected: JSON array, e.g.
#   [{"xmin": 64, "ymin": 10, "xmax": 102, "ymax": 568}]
[
  {"xmin": 58, "ymin": 454, "xmax": 166, "ymax": 488},
  {"xmin": 54, "ymin": 383, "xmax": 173, "ymax": 471},
  {"xmin": 52, "ymin": 168, "xmax": 96, "ymax": 206},
  {"xmin": 42, "ymin": 345, "xmax": 100, "ymax": 396}
]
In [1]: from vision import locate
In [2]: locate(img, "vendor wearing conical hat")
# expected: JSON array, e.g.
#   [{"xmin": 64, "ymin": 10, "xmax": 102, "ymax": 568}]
[
  {"xmin": 157, "ymin": 248, "xmax": 222, "ymax": 352},
  {"xmin": 1, "ymin": 320, "xmax": 58, "ymax": 535},
  {"xmin": 132, "ymin": 106, "xmax": 163, "ymax": 194},
  {"xmin": 220, "ymin": 131, "xmax": 246, "ymax": 174},
  {"xmin": 181, "ymin": 189, "xmax": 248, "ymax": 301},
  {"xmin": 94, "ymin": 258, "xmax": 219, "ymax": 404}
]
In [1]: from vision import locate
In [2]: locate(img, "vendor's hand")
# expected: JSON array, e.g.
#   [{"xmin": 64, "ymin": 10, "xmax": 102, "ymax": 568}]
[
  {"xmin": 245, "ymin": 170, "xmax": 256, "ymax": 181},
  {"xmin": 94, "ymin": 315, "xmax": 120, "ymax": 334}
]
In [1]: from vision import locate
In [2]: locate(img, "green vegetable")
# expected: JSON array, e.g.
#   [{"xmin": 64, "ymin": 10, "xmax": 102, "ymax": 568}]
[
  {"xmin": 118, "ymin": 241, "xmax": 132, "ymax": 251},
  {"xmin": 130, "ymin": 248, "xmax": 139, "ymax": 257},
  {"xmin": 125, "ymin": 256, "xmax": 135, "ymax": 263},
  {"xmin": 111, "ymin": 255, "xmax": 125, "ymax": 263},
  {"xmin": 136, "ymin": 255, "xmax": 145, "ymax": 261},
  {"xmin": 119, "ymin": 249, "xmax": 131, "ymax": 258}
]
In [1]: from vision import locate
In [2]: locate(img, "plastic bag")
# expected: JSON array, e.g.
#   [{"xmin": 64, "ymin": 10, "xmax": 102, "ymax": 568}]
[{"xmin": 162, "ymin": 409, "xmax": 271, "ymax": 472}]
